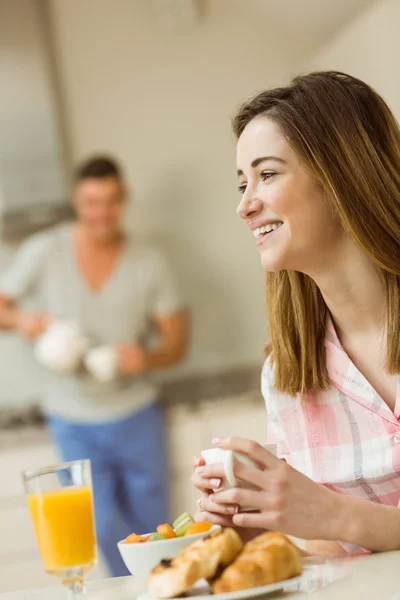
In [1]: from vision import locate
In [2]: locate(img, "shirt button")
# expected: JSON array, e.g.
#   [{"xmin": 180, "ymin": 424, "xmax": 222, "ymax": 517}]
[{"xmin": 393, "ymin": 433, "xmax": 400, "ymax": 444}]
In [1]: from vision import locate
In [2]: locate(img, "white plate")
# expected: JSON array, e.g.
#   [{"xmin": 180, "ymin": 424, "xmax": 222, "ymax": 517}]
[{"xmin": 141, "ymin": 573, "xmax": 305, "ymax": 600}]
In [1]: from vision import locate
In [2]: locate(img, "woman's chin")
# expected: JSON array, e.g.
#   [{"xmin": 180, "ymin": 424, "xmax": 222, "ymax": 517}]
[{"xmin": 260, "ymin": 252, "xmax": 288, "ymax": 273}]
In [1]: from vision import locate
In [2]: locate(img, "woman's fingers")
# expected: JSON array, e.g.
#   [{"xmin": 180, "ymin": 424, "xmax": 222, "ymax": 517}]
[
  {"xmin": 191, "ymin": 471, "xmax": 213, "ymax": 494},
  {"xmin": 191, "ymin": 470, "xmax": 224, "ymax": 493},
  {"xmin": 211, "ymin": 488, "xmax": 272, "ymax": 512},
  {"xmin": 192, "ymin": 456, "xmax": 205, "ymax": 468},
  {"xmin": 197, "ymin": 494, "xmax": 239, "ymax": 516},
  {"xmin": 232, "ymin": 461, "xmax": 267, "ymax": 489},
  {"xmin": 195, "ymin": 463, "xmax": 226, "ymax": 479},
  {"xmin": 215, "ymin": 437, "xmax": 277, "ymax": 469},
  {"xmin": 232, "ymin": 510, "xmax": 281, "ymax": 530},
  {"xmin": 191, "ymin": 463, "xmax": 226, "ymax": 493},
  {"xmin": 194, "ymin": 509, "xmax": 234, "ymax": 528},
  {"xmin": 191, "ymin": 457, "xmax": 213, "ymax": 493}
]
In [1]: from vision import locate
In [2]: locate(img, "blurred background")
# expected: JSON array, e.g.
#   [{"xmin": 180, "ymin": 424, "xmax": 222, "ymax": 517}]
[{"xmin": 0, "ymin": 0, "xmax": 397, "ymax": 592}]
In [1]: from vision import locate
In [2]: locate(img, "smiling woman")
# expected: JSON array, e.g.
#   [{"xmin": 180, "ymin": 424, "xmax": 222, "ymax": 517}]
[{"xmin": 192, "ymin": 71, "xmax": 400, "ymax": 556}]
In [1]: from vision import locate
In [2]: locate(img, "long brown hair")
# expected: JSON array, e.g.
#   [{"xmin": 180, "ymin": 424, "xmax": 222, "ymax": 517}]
[{"xmin": 232, "ymin": 71, "xmax": 400, "ymax": 396}]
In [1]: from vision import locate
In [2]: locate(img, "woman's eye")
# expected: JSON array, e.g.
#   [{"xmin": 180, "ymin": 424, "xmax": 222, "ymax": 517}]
[
  {"xmin": 238, "ymin": 183, "xmax": 247, "ymax": 194},
  {"xmin": 261, "ymin": 171, "xmax": 275, "ymax": 181}
]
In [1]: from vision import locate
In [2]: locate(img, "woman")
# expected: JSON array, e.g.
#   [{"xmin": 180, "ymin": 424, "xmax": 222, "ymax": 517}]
[{"xmin": 192, "ymin": 71, "xmax": 400, "ymax": 555}]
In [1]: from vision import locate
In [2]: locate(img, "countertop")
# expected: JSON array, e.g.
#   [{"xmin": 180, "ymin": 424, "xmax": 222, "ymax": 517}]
[{"xmin": 1, "ymin": 551, "xmax": 399, "ymax": 600}]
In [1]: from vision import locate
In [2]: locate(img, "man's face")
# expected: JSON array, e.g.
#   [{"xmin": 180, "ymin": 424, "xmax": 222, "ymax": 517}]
[{"xmin": 73, "ymin": 176, "xmax": 126, "ymax": 241}]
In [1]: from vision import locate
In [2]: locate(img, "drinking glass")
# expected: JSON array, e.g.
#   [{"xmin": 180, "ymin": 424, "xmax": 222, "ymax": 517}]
[{"xmin": 22, "ymin": 460, "xmax": 97, "ymax": 597}]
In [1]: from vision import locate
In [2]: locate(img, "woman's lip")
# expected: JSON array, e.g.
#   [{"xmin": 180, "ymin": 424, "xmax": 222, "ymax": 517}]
[{"xmin": 256, "ymin": 226, "xmax": 280, "ymax": 247}]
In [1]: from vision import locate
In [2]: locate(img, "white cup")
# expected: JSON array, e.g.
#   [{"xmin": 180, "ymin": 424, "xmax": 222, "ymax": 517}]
[
  {"xmin": 34, "ymin": 320, "xmax": 88, "ymax": 374},
  {"xmin": 201, "ymin": 444, "xmax": 277, "ymax": 491},
  {"xmin": 84, "ymin": 345, "xmax": 118, "ymax": 382}
]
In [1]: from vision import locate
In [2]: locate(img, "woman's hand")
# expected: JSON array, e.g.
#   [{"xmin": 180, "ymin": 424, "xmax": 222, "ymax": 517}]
[
  {"xmin": 208, "ymin": 437, "xmax": 341, "ymax": 541},
  {"xmin": 191, "ymin": 456, "xmax": 265, "ymax": 543},
  {"xmin": 191, "ymin": 456, "xmax": 239, "ymax": 527}
]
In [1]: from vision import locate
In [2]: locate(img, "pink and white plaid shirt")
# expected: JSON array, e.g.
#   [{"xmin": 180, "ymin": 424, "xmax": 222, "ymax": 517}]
[{"xmin": 263, "ymin": 318, "xmax": 400, "ymax": 552}]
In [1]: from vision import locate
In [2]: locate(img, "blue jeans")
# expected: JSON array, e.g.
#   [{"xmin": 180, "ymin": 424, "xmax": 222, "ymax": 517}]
[{"xmin": 47, "ymin": 402, "xmax": 168, "ymax": 577}]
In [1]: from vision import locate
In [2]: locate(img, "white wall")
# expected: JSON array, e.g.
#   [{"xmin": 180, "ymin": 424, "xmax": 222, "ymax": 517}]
[{"xmin": 304, "ymin": 0, "xmax": 400, "ymax": 116}]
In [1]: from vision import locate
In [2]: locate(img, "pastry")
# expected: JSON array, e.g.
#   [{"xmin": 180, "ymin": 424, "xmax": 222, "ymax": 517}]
[
  {"xmin": 212, "ymin": 532, "xmax": 302, "ymax": 593},
  {"xmin": 147, "ymin": 528, "xmax": 243, "ymax": 598}
]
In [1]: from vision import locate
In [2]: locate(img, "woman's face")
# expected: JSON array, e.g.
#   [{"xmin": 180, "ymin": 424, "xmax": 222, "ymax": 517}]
[{"xmin": 236, "ymin": 117, "xmax": 345, "ymax": 274}]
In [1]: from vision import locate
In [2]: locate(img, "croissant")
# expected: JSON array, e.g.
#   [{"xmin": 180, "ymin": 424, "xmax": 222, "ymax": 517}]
[
  {"xmin": 212, "ymin": 532, "xmax": 302, "ymax": 594},
  {"xmin": 147, "ymin": 528, "xmax": 243, "ymax": 599}
]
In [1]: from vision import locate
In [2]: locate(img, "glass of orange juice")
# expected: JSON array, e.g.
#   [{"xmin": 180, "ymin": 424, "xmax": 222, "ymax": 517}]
[{"xmin": 22, "ymin": 460, "xmax": 97, "ymax": 597}]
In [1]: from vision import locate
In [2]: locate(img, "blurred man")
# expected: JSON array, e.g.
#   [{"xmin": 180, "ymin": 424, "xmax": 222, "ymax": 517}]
[{"xmin": 0, "ymin": 156, "xmax": 189, "ymax": 576}]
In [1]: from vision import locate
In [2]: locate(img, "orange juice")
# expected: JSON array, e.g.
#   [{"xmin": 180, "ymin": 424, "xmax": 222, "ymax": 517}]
[{"xmin": 27, "ymin": 486, "xmax": 96, "ymax": 572}]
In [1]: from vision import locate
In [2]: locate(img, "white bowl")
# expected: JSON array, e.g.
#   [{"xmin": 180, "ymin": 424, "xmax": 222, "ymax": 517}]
[{"xmin": 118, "ymin": 526, "xmax": 220, "ymax": 585}]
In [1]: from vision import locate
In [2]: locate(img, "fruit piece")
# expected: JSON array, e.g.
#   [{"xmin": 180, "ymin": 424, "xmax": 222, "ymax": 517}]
[
  {"xmin": 148, "ymin": 532, "xmax": 165, "ymax": 541},
  {"xmin": 173, "ymin": 512, "xmax": 195, "ymax": 537},
  {"xmin": 125, "ymin": 533, "xmax": 148, "ymax": 544},
  {"xmin": 185, "ymin": 521, "xmax": 213, "ymax": 536},
  {"xmin": 125, "ymin": 533, "xmax": 141, "ymax": 544},
  {"xmin": 157, "ymin": 523, "xmax": 176, "ymax": 539}
]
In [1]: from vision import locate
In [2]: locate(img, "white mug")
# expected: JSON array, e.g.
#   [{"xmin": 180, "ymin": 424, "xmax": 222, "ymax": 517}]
[
  {"xmin": 34, "ymin": 320, "xmax": 88, "ymax": 374},
  {"xmin": 84, "ymin": 345, "xmax": 118, "ymax": 382},
  {"xmin": 201, "ymin": 444, "xmax": 277, "ymax": 491}
]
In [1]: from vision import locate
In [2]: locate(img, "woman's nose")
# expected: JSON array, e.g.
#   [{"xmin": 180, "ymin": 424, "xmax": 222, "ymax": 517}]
[{"xmin": 237, "ymin": 191, "xmax": 263, "ymax": 220}]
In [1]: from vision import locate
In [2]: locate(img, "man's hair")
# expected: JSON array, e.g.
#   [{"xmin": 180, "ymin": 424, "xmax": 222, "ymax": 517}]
[{"xmin": 74, "ymin": 155, "xmax": 123, "ymax": 183}]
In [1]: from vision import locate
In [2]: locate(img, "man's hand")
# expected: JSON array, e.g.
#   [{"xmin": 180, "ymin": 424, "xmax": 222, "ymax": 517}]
[
  {"xmin": 16, "ymin": 312, "xmax": 52, "ymax": 340},
  {"xmin": 116, "ymin": 344, "xmax": 148, "ymax": 375}
]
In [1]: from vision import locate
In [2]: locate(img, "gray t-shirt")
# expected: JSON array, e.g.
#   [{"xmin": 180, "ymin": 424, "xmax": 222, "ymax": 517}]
[{"xmin": 0, "ymin": 225, "xmax": 182, "ymax": 422}]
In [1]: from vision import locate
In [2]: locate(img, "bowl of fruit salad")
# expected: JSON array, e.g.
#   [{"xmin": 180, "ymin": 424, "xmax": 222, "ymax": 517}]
[{"xmin": 117, "ymin": 513, "xmax": 217, "ymax": 585}]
